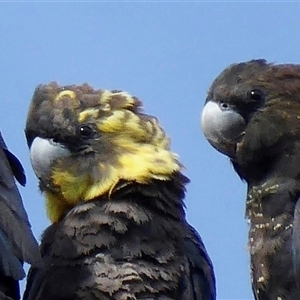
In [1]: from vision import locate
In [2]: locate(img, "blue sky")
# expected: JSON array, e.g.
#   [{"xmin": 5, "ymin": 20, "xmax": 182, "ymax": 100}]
[{"xmin": 1, "ymin": 2, "xmax": 299, "ymax": 299}]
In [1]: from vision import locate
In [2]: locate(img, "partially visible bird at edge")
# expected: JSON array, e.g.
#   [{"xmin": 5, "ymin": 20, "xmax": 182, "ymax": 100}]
[
  {"xmin": 0, "ymin": 131, "xmax": 41, "ymax": 300},
  {"xmin": 202, "ymin": 59, "xmax": 300, "ymax": 300}
]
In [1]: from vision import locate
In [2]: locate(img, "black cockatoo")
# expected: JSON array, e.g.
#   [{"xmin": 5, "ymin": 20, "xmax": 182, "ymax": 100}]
[
  {"xmin": 0, "ymin": 132, "xmax": 41, "ymax": 300},
  {"xmin": 201, "ymin": 59, "xmax": 300, "ymax": 299},
  {"xmin": 23, "ymin": 83, "xmax": 216, "ymax": 300}
]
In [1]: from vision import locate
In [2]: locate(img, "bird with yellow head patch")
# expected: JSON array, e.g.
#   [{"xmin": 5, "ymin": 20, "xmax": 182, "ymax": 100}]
[{"xmin": 23, "ymin": 82, "xmax": 216, "ymax": 300}]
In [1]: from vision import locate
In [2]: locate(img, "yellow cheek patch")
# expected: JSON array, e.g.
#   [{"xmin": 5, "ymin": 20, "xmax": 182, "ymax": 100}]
[
  {"xmin": 82, "ymin": 145, "xmax": 181, "ymax": 205},
  {"xmin": 81, "ymin": 145, "xmax": 180, "ymax": 204},
  {"xmin": 83, "ymin": 166, "xmax": 119, "ymax": 201},
  {"xmin": 51, "ymin": 168, "xmax": 91, "ymax": 205},
  {"xmin": 47, "ymin": 143, "xmax": 180, "ymax": 221},
  {"xmin": 45, "ymin": 190, "xmax": 72, "ymax": 223},
  {"xmin": 117, "ymin": 146, "xmax": 180, "ymax": 182}
]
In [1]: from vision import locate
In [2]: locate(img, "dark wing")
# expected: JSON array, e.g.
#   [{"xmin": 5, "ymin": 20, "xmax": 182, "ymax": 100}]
[
  {"xmin": 180, "ymin": 224, "xmax": 216, "ymax": 300},
  {"xmin": 0, "ymin": 132, "xmax": 41, "ymax": 298},
  {"xmin": 293, "ymin": 196, "xmax": 300, "ymax": 284},
  {"xmin": 0, "ymin": 133, "xmax": 26, "ymax": 187},
  {"xmin": 0, "ymin": 289, "xmax": 19, "ymax": 300},
  {"xmin": 23, "ymin": 223, "xmax": 216, "ymax": 300},
  {"xmin": 22, "ymin": 267, "xmax": 45, "ymax": 300}
]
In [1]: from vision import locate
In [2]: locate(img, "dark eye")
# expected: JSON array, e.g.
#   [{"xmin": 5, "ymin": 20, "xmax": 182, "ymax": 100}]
[
  {"xmin": 79, "ymin": 125, "xmax": 94, "ymax": 139},
  {"xmin": 249, "ymin": 89, "xmax": 264, "ymax": 102},
  {"xmin": 220, "ymin": 102, "xmax": 229, "ymax": 110}
]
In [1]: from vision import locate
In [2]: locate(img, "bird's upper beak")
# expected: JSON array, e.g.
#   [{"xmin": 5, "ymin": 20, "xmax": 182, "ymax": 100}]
[
  {"xmin": 29, "ymin": 137, "xmax": 70, "ymax": 182},
  {"xmin": 201, "ymin": 101, "xmax": 246, "ymax": 158}
]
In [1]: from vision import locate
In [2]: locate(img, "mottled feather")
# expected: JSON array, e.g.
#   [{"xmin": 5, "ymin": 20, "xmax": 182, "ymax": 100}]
[
  {"xmin": 203, "ymin": 60, "xmax": 300, "ymax": 300},
  {"xmin": 24, "ymin": 83, "xmax": 215, "ymax": 300}
]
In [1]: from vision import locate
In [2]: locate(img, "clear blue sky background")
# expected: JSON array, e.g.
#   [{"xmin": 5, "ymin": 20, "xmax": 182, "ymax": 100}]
[{"xmin": 0, "ymin": 2, "xmax": 299, "ymax": 299}]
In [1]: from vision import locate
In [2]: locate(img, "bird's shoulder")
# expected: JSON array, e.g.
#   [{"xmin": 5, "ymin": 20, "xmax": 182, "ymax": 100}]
[{"xmin": 25, "ymin": 194, "xmax": 215, "ymax": 300}]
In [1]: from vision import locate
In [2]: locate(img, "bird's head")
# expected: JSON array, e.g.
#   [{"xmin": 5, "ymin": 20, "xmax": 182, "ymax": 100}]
[
  {"xmin": 25, "ymin": 83, "xmax": 181, "ymax": 222},
  {"xmin": 201, "ymin": 59, "xmax": 300, "ymax": 180}
]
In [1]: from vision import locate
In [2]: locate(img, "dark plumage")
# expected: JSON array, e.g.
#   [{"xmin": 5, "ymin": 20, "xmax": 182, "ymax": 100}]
[
  {"xmin": 0, "ymin": 132, "xmax": 41, "ymax": 300},
  {"xmin": 201, "ymin": 59, "xmax": 300, "ymax": 299},
  {"xmin": 24, "ymin": 83, "xmax": 216, "ymax": 300}
]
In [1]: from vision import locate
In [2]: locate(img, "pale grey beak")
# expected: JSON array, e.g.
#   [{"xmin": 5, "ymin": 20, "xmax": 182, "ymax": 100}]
[
  {"xmin": 30, "ymin": 137, "xmax": 70, "ymax": 181},
  {"xmin": 201, "ymin": 101, "xmax": 246, "ymax": 157}
]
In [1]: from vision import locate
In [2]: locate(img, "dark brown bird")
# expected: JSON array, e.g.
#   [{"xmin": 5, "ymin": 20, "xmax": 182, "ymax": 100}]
[
  {"xmin": 23, "ymin": 83, "xmax": 216, "ymax": 300},
  {"xmin": 201, "ymin": 59, "xmax": 300, "ymax": 300},
  {"xmin": 0, "ymin": 132, "xmax": 41, "ymax": 300}
]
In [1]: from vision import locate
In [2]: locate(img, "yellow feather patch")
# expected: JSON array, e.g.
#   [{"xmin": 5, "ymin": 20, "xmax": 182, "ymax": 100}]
[
  {"xmin": 45, "ymin": 190, "xmax": 71, "ymax": 223},
  {"xmin": 113, "ymin": 91, "xmax": 137, "ymax": 108},
  {"xmin": 31, "ymin": 85, "xmax": 183, "ymax": 223},
  {"xmin": 78, "ymin": 108, "xmax": 99, "ymax": 123},
  {"xmin": 117, "ymin": 146, "xmax": 180, "ymax": 182},
  {"xmin": 97, "ymin": 111, "xmax": 126, "ymax": 133},
  {"xmin": 46, "ymin": 140, "xmax": 181, "ymax": 223},
  {"xmin": 82, "ymin": 146, "xmax": 180, "ymax": 202},
  {"xmin": 84, "ymin": 168, "xmax": 120, "ymax": 200},
  {"xmin": 99, "ymin": 90, "xmax": 113, "ymax": 105},
  {"xmin": 54, "ymin": 90, "xmax": 76, "ymax": 102},
  {"xmin": 51, "ymin": 169, "xmax": 91, "ymax": 204}
]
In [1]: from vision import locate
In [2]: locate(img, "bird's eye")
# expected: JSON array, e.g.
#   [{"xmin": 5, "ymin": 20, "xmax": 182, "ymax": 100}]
[
  {"xmin": 220, "ymin": 102, "xmax": 229, "ymax": 110},
  {"xmin": 79, "ymin": 125, "xmax": 94, "ymax": 139},
  {"xmin": 249, "ymin": 89, "xmax": 264, "ymax": 102}
]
